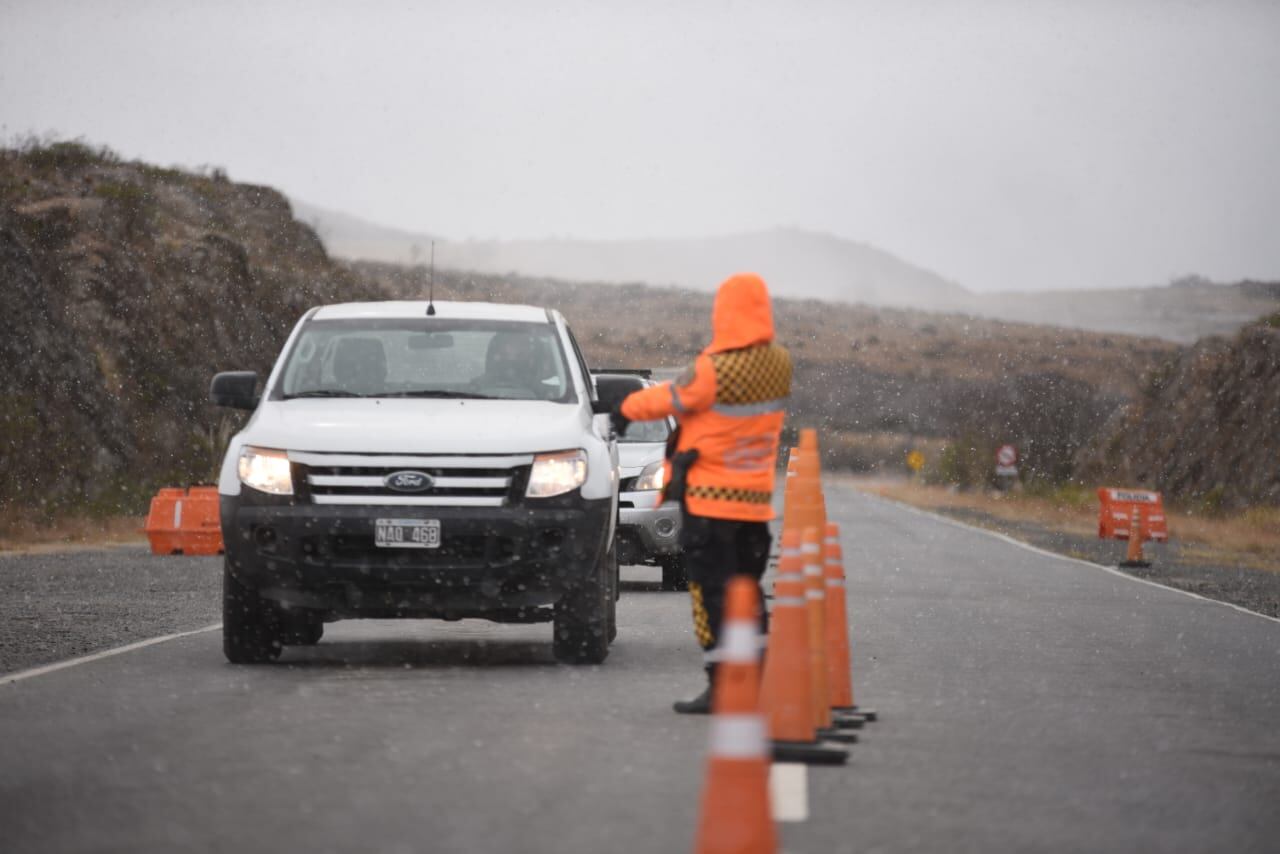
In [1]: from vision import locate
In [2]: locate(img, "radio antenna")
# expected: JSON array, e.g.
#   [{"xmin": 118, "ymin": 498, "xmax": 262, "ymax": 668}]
[{"xmin": 426, "ymin": 241, "xmax": 436, "ymax": 316}]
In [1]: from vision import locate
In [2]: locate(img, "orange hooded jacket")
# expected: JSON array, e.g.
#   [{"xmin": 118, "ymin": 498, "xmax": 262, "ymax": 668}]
[{"xmin": 620, "ymin": 273, "xmax": 792, "ymax": 522}]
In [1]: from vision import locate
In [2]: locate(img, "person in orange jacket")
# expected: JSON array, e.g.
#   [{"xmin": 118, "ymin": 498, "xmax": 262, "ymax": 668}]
[{"xmin": 611, "ymin": 272, "xmax": 791, "ymax": 713}]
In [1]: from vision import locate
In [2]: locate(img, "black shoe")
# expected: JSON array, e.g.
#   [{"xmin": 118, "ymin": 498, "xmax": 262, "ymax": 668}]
[{"xmin": 673, "ymin": 686, "xmax": 712, "ymax": 715}]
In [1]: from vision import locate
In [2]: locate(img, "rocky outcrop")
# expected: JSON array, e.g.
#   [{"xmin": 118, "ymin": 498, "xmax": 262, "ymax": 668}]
[
  {"xmin": 1076, "ymin": 317, "xmax": 1280, "ymax": 509},
  {"xmin": 0, "ymin": 142, "xmax": 378, "ymax": 518}
]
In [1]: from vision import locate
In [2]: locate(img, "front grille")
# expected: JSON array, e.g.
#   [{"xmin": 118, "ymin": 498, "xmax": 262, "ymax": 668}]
[{"xmin": 291, "ymin": 451, "xmax": 532, "ymax": 507}]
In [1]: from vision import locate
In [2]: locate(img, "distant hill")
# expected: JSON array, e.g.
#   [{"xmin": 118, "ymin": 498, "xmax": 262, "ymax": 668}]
[
  {"xmin": 291, "ymin": 199, "xmax": 970, "ymax": 309},
  {"xmin": 294, "ymin": 199, "xmax": 1280, "ymax": 343},
  {"xmin": 971, "ymin": 280, "xmax": 1280, "ymax": 344}
]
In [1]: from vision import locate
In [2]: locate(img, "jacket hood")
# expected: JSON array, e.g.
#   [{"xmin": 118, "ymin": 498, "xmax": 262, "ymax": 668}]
[{"xmin": 706, "ymin": 272, "xmax": 775, "ymax": 353}]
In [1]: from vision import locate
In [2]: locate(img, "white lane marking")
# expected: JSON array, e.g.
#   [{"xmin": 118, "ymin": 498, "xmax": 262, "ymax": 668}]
[
  {"xmin": 866, "ymin": 494, "xmax": 1280, "ymax": 626},
  {"xmin": 770, "ymin": 762, "xmax": 809, "ymax": 822},
  {"xmin": 0, "ymin": 623, "xmax": 222, "ymax": 686}
]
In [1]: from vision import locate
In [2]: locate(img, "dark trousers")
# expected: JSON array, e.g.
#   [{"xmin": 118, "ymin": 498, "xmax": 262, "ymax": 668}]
[{"xmin": 679, "ymin": 510, "xmax": 772, "ymax": 667}]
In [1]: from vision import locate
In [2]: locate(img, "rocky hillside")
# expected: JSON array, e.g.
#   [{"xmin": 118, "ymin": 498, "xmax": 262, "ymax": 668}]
[
  {"xmin": 0, "ymin": 140, "xmax": 1192, "ymax": 524},
  {"xmin": 0, "ymin": 141, "xmax": 378, "ymax": 519},
  {"xmin": 1076, "ymin": 314, "xmax": 1280, "ymax": 510}
]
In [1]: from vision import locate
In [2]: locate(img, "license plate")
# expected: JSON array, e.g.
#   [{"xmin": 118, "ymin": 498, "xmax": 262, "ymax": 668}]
[{"xmin": 374, "ymin": 518, "xmax": 441, "ymax": 549}]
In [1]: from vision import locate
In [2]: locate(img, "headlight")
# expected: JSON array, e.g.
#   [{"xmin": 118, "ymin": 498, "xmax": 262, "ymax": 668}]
[
  {"xmin": 526, "ymin": 449, "xmax": 588, "ymax": 498},
  {"xmin": 633, "ymin": 460, "xmax": 665, "ymax": 492},
  {"xmin": 237, "ymin": 446, "xmax": 293, "ymax": 495}
]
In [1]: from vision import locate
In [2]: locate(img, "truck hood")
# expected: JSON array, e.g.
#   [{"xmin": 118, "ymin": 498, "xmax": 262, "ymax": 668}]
[{"xmin": 243, "ymin": 398, "xmax": 591, "ymax": 454}]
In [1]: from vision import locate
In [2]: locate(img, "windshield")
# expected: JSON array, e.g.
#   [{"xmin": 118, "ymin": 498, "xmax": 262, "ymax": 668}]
[
  {"xmin": 274, "ymin": 317, "xmax": 575, "ymax": 402},
  {"xmin": 620, "ymin": 417, "xmax": 671, "ymax": 443}
]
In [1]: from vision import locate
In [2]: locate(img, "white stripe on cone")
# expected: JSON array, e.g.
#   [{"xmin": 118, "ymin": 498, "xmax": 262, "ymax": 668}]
[
  {"xmin": 721, "ymin": 621, "xmax": 758, "ymax": 662},
  {"xmin": 709, "ymin": 714, "xmax": 768, "ymax": 758}
]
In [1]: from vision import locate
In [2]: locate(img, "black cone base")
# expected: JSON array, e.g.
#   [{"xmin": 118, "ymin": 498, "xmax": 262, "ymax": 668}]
[
  {"xmin": 816, "ymin": 727, "xmax": 858, "ymax": 743},
  {"xmin": 830, "ymin": 714, "xmax": 865, "ymax": 729},
  {"xmin": 835, "ymin": 705, "xmax": 878, "ymax": 722},
  {"xmin": 772, "ymin": 740, "xmax": 849, "ymax": 765},
  {"xmin": 1119, "ymin": 560, "xmax": 1152, "ymax": 568}
]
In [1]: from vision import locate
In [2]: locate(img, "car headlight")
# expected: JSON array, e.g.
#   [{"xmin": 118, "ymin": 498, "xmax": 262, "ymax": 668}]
[
  {"xmin": 633, "ymin": 460, "xmax": 665, "ymax": 492},
  {"xmin": 526, "ymin": 449, "xmax": 588, "ymax": 498},
  {"xmin": 237, "ymin": 446, "xmax": 293, "ymax": 495}
]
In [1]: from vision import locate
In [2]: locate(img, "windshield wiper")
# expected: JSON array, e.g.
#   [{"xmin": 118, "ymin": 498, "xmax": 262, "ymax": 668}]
[
  {"xmin": 284, "ymin": 390, "xmax": 366, "ymax": 399},
  {"xmin": 381, "ymin": 390, "xmax": 498, "ymax": 399}
]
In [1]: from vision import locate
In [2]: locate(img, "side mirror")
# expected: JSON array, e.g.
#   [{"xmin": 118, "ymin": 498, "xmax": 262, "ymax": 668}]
[
  {"xmin": 210, "ymin": 371, "xmax": 260, "ymax": 410},
  {"xmin": 590, "ymin": 399, "xmax": 612, "ymax": 415}
]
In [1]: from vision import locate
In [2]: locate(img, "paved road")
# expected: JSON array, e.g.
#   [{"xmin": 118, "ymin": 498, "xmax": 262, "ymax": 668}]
[{"xmin": 2, "ymin": 485, "xmax": 1278, "ymax": 853}]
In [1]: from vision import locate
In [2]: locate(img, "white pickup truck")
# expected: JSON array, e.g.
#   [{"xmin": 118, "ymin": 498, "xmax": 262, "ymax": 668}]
[{"xmin": 210, "ymin": 300, "xmax": 619, "ymax": 665}]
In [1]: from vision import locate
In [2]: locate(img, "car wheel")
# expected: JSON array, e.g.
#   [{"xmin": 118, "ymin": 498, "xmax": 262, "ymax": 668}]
[
  {"xmin": 553, "ymin": 541, "xmax": 612, "ymax": 664},
  {"xmin": 280, "ymin": 610, "xmax": 324, "ymax": 646},
  {"xmin": 660, "ymin": 555, "xmax": 689, "ymax": 592},
  {"xmin": 606, "ymin": 538, "xmax": 619, "ymax": 643},
  {"xmin": 222, "ymin": 559, "xmax": 283, "ymax": 664}
]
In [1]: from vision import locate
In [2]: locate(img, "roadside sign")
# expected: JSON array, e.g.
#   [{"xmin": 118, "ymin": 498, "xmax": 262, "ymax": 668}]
[
  {"xmin": 1097, "ymin": 488, "xmax": 1168, "ymax": 541},
  {"xmin": 995, "ymin": 444, "xmax": 1018, "ymax": 477},
  {"xmin": 906, "ymin": 450, "xmax": 925, "ymax": 474}
]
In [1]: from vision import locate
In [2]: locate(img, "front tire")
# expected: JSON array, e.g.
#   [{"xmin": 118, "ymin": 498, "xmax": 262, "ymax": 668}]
[
  {"xmin": 553, "ymin": 539, "xmax": 614, "ymax": 664},
  {"xmin": 281, "ymin": 611, "xmax": 324, "ymax": 646},
  {"xmin": 607, "ymin": 538, "xmax": 619, "ymax": 643},
  {"xmin": 222, "ymin": 560, "xmax": 283, "ymax": 664}
]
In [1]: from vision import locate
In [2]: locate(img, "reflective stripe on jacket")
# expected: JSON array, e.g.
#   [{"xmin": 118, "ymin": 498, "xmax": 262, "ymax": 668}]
[{"xmin": 620, "ymin": 273, "xmax": 791, "ymax": 522}]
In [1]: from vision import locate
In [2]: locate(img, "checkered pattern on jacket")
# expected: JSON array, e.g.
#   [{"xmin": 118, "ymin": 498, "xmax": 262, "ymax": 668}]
[
  {"xmin": 709, "ymin": 343, "xmax": 792, "ymax": 405},
  {"xmin": 688, "ymin": 485, "xmax": 773, "ymax": 505}
]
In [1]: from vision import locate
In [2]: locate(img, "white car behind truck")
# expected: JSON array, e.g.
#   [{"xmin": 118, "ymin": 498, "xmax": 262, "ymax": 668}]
[
  {"xmin": 210, "ymin": 300, "xmax": 619, "ymax": 665},
  {"xmin": 593, "ymin": 372, "xmax": 687, "ymax": 590}
]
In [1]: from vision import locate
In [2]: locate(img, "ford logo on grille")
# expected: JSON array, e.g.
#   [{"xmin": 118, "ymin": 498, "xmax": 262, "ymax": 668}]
[{"xmin": 385, "ymin": 470, "xmax": 434, "ymax": 492}]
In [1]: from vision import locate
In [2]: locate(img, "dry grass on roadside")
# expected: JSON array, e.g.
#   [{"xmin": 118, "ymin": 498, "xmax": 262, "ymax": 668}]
[
  {"xmin": 0, "ymin": 515, "xmax": 147, "ymax": 553},
  {"xmin": 853, "ymin": 478, "xmax": 1280, "ymax": 572}
]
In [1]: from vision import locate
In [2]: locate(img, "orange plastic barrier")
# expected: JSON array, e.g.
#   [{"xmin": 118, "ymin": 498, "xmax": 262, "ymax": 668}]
[
  {"xmin": 1097, "ymin": 488, "xmax": 1168, "ymax": 543},
  {"xmin": 144, "ymin": 486, "xmax": 224, "ymax": 556}
]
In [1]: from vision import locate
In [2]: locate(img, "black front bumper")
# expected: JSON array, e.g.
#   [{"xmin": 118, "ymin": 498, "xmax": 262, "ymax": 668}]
[{"xmin": 222, "ymin": 493, "xmax": 612, "ymax": 619}]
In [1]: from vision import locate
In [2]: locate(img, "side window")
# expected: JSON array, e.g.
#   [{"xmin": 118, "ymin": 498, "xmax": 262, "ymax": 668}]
[{"xmin": 564, "ymin": 324, "xmax": 596, "ymax": 402}]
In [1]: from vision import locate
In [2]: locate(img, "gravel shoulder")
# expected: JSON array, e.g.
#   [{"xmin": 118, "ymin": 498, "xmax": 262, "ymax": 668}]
[
  {"xmin": 0, "ymin": 546, "xmax": 221, "ymax": 674},
  {"xmin": 887, "ymin": 500, "xmax": 1280, "ymax": 619}
]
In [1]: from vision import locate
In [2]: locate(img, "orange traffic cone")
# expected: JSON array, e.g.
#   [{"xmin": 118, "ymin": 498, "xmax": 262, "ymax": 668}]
[
  {"xmin": 823, "ymin": 523, "xmax": 853, "ymax": 709},
  {"xmin": 801, "ymin": 525, "xmax": 861, "ymax": 743},
  {"xmin": 760, "ymin": 530, "xmax": 848, "ymax": 765},
  {"xmin": 824, "ymin": 524, "xmax": 876, "ymax": 723},
  {"xmin": 695, "ymin": 577, "xmax": 777, "ymax": 854},
  {"xmin": 801, "ymin": 526, "xmax": 831, "ymax": 730},
  {"xmin": 1120, "ymin": 506, "xmax": 1151, "ymax": 568}
]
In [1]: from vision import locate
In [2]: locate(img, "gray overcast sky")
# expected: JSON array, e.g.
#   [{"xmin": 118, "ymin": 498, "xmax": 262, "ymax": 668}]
[{"xmin": 2, "ymin": 0, "xmax": 1278, "ymax": 292}]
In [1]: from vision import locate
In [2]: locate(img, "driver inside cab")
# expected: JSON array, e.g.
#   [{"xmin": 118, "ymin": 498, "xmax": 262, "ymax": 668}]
[{"xmin": 476, "ymin": 330, "xmax": 554, "ymax": 398}]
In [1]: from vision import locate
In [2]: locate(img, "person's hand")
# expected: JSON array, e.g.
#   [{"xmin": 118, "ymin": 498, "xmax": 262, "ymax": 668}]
[{"xmin": 609, "ymin": 404, "xmax": 631, "ymax": 437}]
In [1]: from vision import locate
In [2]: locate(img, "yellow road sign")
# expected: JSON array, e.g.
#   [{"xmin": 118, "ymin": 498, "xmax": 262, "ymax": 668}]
[{"xmin": 906, "ymin": 450, "xmax": 925, "ymax": 473}]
